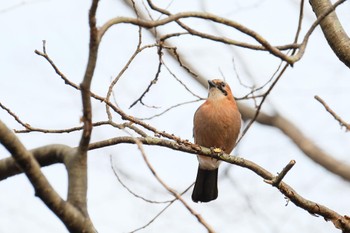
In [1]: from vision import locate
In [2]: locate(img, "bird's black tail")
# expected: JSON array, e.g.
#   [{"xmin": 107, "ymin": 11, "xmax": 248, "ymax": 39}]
[{"xmin": 191, "ymin": 167, "xmax": 218, "ymax": 203}]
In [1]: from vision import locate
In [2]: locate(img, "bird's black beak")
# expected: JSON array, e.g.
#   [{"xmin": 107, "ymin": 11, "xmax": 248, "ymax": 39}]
[{"xmin": 208, "ymin": 80, "xmax": 216, "ymax": 89}]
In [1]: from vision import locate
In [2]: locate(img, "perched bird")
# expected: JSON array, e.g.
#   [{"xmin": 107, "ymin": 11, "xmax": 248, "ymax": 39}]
[{"xmin": 192, "ymin": 79, "xmax": 241, "ymax": 203}]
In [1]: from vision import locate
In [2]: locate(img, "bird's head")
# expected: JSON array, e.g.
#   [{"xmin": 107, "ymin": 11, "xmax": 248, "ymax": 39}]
[{"xmin": 207, "ymin": 79, "xmax": 233, "ymax": 100}]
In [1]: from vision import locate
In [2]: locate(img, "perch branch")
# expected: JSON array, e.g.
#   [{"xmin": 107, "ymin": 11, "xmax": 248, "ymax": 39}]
[{"xmin": 88, "ymin": 135, "xmax": 350, "ymax": 232}]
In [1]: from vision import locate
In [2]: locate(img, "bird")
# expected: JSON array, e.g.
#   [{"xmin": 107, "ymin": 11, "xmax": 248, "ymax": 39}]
[{"xmin": 192, "ymin": 79, "xmax": 241, "ymax": 203}]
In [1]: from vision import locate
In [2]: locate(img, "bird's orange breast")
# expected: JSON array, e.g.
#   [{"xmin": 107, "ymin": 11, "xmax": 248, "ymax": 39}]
[{"xmin": 193, "ymin": 98, "xmax": 241, "ymax": 154}]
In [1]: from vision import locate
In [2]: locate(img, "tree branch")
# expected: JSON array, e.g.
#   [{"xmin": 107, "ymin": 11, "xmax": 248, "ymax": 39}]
[
  {"xmin": 309, "ymin": 0, "xmax": 350, "ymax": 68},
  {"xmin": 2, "ymin": 131, "xmax": 350, "ymax": 232},
  {"xmin": 0, "ymin": 144, "xmax": 71, "ymax": 181},
  {"xmin": 315, "ymin": 95, "xmax": 350, "ymax": 131},
  {"xmin": 88, "ymin": 135, "xmax": 350, "ymax": 232},
  {"xmin": 67, "ymin": 0, "xmax": 99, "ymax": 220},
  {"xmin": 99, "ymin": 11, "xmax": 294, "ymax": 63},
  {"xmin": 0, "ymin": 120, "xmax": 96, "ymax": 232},
  {"xmin": 79, "ymin": 0, "xmax": 99, "ymax": 151}
]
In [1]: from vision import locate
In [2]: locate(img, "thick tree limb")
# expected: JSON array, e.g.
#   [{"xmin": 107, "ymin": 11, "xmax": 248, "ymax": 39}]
[
  {"xmin": 0, "ymin": 120, "xmax": 96, "ymax": 232},
  {"xmin": 0, "ymin": 144, "xmax": 71, "ymax": 181},
  {"xmin": 79, "ymin": 0, "xmax": 99, "ymax": 151},
  {"xmin": 309, "ymin": 0, "xmax": 350, "ymax": 68},
  {"xmin": 67, "ymin": 0, "xmax": 99, "ymax": 217}
]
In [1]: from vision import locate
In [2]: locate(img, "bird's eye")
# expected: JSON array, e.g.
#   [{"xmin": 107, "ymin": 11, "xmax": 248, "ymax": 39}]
[{"xmin": 220, "ymin": 82, "xmax": 226, "ymax": 88}]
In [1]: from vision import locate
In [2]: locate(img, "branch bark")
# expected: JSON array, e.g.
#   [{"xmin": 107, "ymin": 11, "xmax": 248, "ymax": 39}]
[
  {"xmin": 0, "ymin": 144, "xmax": 70, "ymax": 181},
  {"xmin": 309, "ymin": 0, "xmax": 350, "ymax": 68},
  {"xmin": 67, "ymin": 0, "xmax": 99, "ymax": 217}
]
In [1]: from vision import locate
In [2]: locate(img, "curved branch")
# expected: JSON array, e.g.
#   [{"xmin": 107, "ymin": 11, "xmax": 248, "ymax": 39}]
[
  {"xmin": 99, "ymin": 11, "xmax": 292, "ymax": 63},
  {"xmin": 131, "ymin": 137, "xmax": 215, "ymax": 232},
  {"xmin": 79, "ymin": 0, "xmax": 99, "ymax": 151},
  {"xmin": 67, "ymin": 0, "xmax": 99, "ymax": 218},
  {"xmin": 0, "ymin": 144, "xmax": 71, "ymax": 180},
  {"xmin": 0, "ymin": 120, "xmax": 96, "ymax": 232},
  {"xmin": 309, "ymin": 0, "xmax": 350, "ymax": 68}
]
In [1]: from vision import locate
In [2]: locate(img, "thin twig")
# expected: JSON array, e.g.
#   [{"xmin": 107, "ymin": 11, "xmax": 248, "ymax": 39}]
[
  {"xmin": 129, "ymin": 184, "xmax": 194, "ymax": 233},
  {"xmin": 110, "ymin": 155, "xmax": 172, "ymax": 204},
  {"xmin": 138, "ymin": 99, "xmax": 202, "ymax": 120},
  {"xmin": 14, "ymin": 121, "xmax": 122, "ymax": 134},
  {"xmin": 35, "ymin": 42, "xmax": 79, "ymax": 91},
  {"xmin": 315, "ymin": 95, "xmax": 350, "ymax": 131},
  {"xmin": 0, "ymin": 102, "xmax": 31, "ymax": 130},
  {"xmin": 161, "ymin": 44, "xmax": 200, "ymax": 78},
  {"xmin": 291, "ymin": 0, "xmax": 304, "ymax": 56},
  {"xmin": 162, "ymin": 59, "xmax": 202, "ymax": 99},
  {"xmin": 236, "ymin": 62, "xmax": 289, "ymax": 145},
  {"xmin": 129, "ymin": 45, "xmax": 163, "ymax": 109},
  {"xmin": 264, "ymin": 160, "xmax": 296, "ymax": 186},
  {"xmin": 105, "ymin": 25, "xmax": 145, "ymax": 120},
  {"xmin": 131, "ymin": 136, "xmax": 216, "ymax": 233}
]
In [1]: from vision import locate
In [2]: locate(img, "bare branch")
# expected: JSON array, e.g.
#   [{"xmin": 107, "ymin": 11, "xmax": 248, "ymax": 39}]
[
  {"xmin": 309, "ymin": 0, "xmax": 350, "ymax": 68},
  {"xmin": 236, "ymin": 62, "xmax": 290, "ymax": 145},
  {"xmin": 130, "ymin": 184, "xmax": 194, "ymax": 233},
  {"xmin": 105, "ymin": 26, "xmax": 146, "ymax": 119},
  {"xmin": 14, "ymin": 121, "xmax": 125, "ymax": 134},
  {"xmin": 0, "ymin": 120, "xmax": 96, "ymax": 232},
  {"xmin": 291, "ymin": 0, "xmax": 305, "ymax": 55},
  {"xmin": 264, "ymin": 160, "xmax": 296, "ymax": 186},
  {"xmin": 129, "ymin": 45, "xmax": 163, "ymax": 109},
  {"xmin": 99, "ymin": 11, "xmax": 294, "ymax": 63},
  {"xmin": 132, "ymin": 136, "xmax": 216, "ymax": 233},
  {"xmin": 161, "ymin": 52, "xmax": 202, "ymax": 99},
  {"xmin": 88, "ymin": 135, "xmax": 350, "ymax": 232},
  {"xmin": 79, "ymin": 0, "xmax": 99, "ymax": 151},
  {"xmin": 0, "ymin": 144, "xmax": 70, "ymax": 180},
  {"xmin": 292, "ymin": 0, "xmax": 348, "ymax": 63},
  {"xmin": 315, "ymin": 95, "xmax": 350, "ymax": 131},
  {"xmin": 0, "ymin": 101, "xmax": 31, "ymax": 130},
  {"xmin": 138, "ymin": 99, "xmax": 201, "ymax": 121},
  {"xmin": 35, "ymin": 41, "xmax": 78, "ymax": 90},
  {"xmin": 110, "ymin": 155, "xmax": 172, "ymax": 204}
]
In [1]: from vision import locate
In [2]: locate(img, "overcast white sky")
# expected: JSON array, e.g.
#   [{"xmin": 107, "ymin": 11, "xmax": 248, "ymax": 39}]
[{"xmin": 1, "ymin": 0, "xmax": 350, "ymax": 232}]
